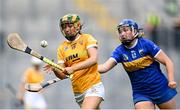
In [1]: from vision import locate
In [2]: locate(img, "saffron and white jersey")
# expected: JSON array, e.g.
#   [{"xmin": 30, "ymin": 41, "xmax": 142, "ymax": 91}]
[
  {"xmin": 23, "ymin": 68, "xmax": 44, "ymax": 84},
  {"xmin": 111, "ymin": 37, "xmax": 171, "ymax": 98},
  {"xmin": 22, "ymin": 68, "xmax": 47, "ymax": 109},
  {"xmin": 57, "ymin": 34, "xmax": 101, "ymax": 93}
]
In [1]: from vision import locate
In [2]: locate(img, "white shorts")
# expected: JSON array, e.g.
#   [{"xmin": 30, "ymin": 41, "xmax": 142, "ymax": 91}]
[
  {"xmin": 74, "ymin": 82, "xmax": 105, "ymax": 106},
  {"xmin": 24, "ymin": 91, "xmax": 47, "ymax": 109}
]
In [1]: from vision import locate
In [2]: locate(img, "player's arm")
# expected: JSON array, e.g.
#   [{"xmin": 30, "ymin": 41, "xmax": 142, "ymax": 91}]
[
  {"xmin": 65, "ymin": 47, "xmax": 98, "ymax": 74},
  {"xmin": 154, "ymin": 50, "xmax": 177, "ymax": 88},
  {"xmin": 18, "ymin": 81, "xmax": 25, "ymax": 104},
  {"xmin": 44, "ymin": 63, "xmax": 67, "ymax": 80},
  {"xmin": 98, "ymin": 57, "xmax": 117, "ymax": 74}
]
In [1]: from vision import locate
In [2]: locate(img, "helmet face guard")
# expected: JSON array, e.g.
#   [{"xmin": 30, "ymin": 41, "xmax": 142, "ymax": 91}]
[
  {"xmin": 117, "ymin": 19, "xmax": 139, "ymax": 45},
  {"xmin": 59, "ymin": 14, "xmax": 82, "ymax": 41}
]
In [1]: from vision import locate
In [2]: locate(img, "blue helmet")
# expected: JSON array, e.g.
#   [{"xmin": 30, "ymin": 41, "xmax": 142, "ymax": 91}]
[
  {"xmin": 117, "ymin": 19, "xmax": 139, "ymax": 32},
  {"xmin": 117, "ymin": 19, "xmax": 141, "ymax": 46}
]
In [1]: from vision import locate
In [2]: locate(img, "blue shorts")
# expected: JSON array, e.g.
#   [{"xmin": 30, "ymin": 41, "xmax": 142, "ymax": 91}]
[{"xmin": 133, "ymin": 88, "xmax": 177, "ymax": 105}]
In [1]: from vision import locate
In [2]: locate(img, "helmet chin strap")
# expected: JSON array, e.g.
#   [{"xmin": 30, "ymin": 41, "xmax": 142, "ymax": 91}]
[
  {"xmin": 121, "ymin": 32, "xmax": 139, "ymax": 46},
  {"xmin": 65, "ymin": 36, "xmax": 76, "ymax": 41},
  {"xmin": 65, "ymin": 32, "xmax": 80, "ymax": 41}
]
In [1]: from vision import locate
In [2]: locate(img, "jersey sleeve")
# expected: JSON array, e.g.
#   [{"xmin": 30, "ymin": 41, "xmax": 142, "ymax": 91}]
[
  {"xmin": 86, "ymin": 34, "xmax": 98, "ymax": 49},
  {"xmin": 111, "ymin": 47, "xmax": 122, "ymax": 63},
  {"xmin": 145, "ymin": 39, "xmax": 161, "ymax": 57},
  {"xmin": 57, "ymin": 45, "xmax": 65, "ymax": 64}
]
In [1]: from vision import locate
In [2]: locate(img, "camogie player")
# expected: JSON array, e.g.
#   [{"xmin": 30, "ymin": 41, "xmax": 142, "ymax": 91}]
[
  {"xmin": 44, "ymin": 14, "xmax": 105, "ymax": 109},
  {"xmin": 18, "ymin": 57, "xmax": 47, "ymax": 110},
  {"xmin": 98, "ymin": 19, "xmax": 177, "ymax": 109}
]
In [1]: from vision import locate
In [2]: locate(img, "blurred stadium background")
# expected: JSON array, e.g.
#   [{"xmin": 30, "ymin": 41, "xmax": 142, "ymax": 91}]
[{"xmin": 0, "ymin": 0, "xmax": 180, "ymax": 109}]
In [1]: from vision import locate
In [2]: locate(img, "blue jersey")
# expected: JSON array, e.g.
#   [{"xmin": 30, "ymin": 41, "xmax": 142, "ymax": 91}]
[{"xmin": 111, "ymin": 37, "xmax": 170, "ymax": 98}]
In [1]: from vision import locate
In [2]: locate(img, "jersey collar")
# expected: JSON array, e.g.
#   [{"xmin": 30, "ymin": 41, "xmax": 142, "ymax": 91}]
[{"xmin": 125, "ymin": 38, "xmax": 138, "ymax": 49}]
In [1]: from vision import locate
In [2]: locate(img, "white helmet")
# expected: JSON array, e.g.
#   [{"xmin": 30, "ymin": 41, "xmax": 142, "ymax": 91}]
[{"xmin": 31, "ymin": 57, "xmax": 43, "ymax": 65}]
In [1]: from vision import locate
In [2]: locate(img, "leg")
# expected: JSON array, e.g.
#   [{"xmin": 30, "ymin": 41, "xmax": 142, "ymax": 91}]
[
  {"xmin": 157, "ymin": 97, "xmax": 176, "ymax": 109},
  {"xmin": 135, "ymin": 101, "xmax": 155, "ymax": 110},
  {"xmin": 81, "ymin": 96, "xmax": 103, "ymax": 110}
]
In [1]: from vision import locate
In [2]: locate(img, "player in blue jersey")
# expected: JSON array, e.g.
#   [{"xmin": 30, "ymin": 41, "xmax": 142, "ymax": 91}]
[{"xmin": 98, "ymin": 19, "xmax": 177, "ymax": 109}]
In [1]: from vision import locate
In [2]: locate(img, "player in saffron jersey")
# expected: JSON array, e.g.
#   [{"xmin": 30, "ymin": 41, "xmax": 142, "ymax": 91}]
[
  {"xmin": 98, "ymin": 19, "xmax": 177, "ymax": 109},
  {"xmin": 18, "ymin": 57, "xmax": 47, "ymax": 110},
  {"xmin": 44, "ymin": 14, "xmax": 105, "ymax": 109}
]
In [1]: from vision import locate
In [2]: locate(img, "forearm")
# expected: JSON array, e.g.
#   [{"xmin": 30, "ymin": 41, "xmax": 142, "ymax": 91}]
[
  {"xmin": 98, "ymin": 64, "xmax": 109, "ymax": 73},
  {"xmin": 98, "ymin": 58, "xmax": 117, "ymax": 73},
  {"xmin": 18, "ymin": 83, "xmax": 25, "ymax": 100},
  {"xmin": 72, "ymin": 58, "xmax": 97, "ymax": 72}
]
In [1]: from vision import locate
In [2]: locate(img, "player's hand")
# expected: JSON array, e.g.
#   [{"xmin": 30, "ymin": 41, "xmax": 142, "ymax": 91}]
[
  {"xmin": 19, "ymin": 98, "xmax": 24, "ymax": 105},
  {"xmin": 64, "ymin": 67, "xmax": 74, "ymax": 75},
  {"xmin": 43, "ymin": 59, "xmax": 54, "ymax": 73},
  {"xmin": 168, "ymin": 81, "xmax": 177, "ymax": 88},
  {"xmin": 43, "ymin": 64, "xmax": 53, "ymax": 73}
]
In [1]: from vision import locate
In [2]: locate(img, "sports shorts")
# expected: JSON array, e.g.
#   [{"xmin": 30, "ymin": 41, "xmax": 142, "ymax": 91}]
[
  {"xmin": 133, "ymin": 87, "xmax": 177, "ymax": 105},
  {"xmin": 74, "ymin": 82, "xmax": 105, "ymax": 106},
  {"xmin": 24, "ymin": 91, "xmax": 47, "ymax": 109}
]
